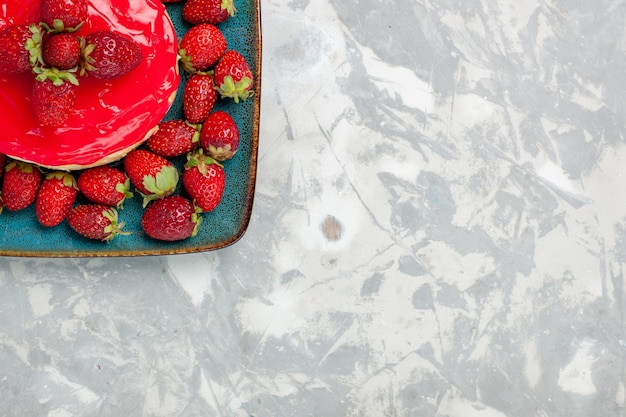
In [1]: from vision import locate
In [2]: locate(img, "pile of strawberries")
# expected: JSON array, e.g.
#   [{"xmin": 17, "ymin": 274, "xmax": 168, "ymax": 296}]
[
  {"xmin": 0, "ymin": 0, "xmax": 144, "ymax": 126},
  {"xmin": 0, "ymin": 0, "xmax": 254, "ymax": 242}
]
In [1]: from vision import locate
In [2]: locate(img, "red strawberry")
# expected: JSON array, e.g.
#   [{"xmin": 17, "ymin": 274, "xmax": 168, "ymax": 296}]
[
  {"xmin": 31, "ymin": 78, "xmax": 78, "ymax": 127},
  {"xmin": 81, "ymin": 31, "xmax": 143, "ymax": 80},
  {"xmin": 183, "ymin": 72, "xmax": 217, "ymax": 123},
  {"xmin": 35, "ymin": 171, "xmax": 78, "ymax": 227},
  {"xmin": 1, "ymin": 161, "xmax": 42, "ymax": 211},
  {"xmin": 0, "ymin": 24, "xmax": 35, "ymax": 74},
  {"xmin": 213, "ymin": 50, "xmax": 254, "ymax": 103},
  {"xmin": 141, "ymin": 195, "xmax": 201, "ymax": 241},
  {"xmin": 77, "ymin": 165, "xmax": 133, "ymax": 208},
  {"xmin": 182, "ymin": 150, "xmax": 225, "ymax": 212},
  {"xmin": 199, "ymin": 110, "xmax": 240, "ymax": 161},
  {"xmin": 178, "ymin": 23, "xmax": 227, "ymax": 74},
  {"xmin": 40, "ymin": 0, "xmax": 88, "ymax": 32},
  {"xmin": 43, "ymin": 32, "xmax": 81, "ymax": 69},
  {"xmin": 123, "ymin": 149, "xmax": 179, "ymax": 207},
  {"xmin": 182, "ymin": 0, "xmax": 236, "ymax": 25},
  {"xmin": 147, "ymin": 119, "xmax": 201, "ymax": 158},
  {"xmin": 68, "ymin": 204, "xmax": 128, "ymax": 242}
]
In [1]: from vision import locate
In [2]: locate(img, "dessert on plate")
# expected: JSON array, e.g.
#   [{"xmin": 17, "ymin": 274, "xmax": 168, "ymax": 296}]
[{"xmin": 0, "ymin": 0, "xmax": 180, "ymax": 170}]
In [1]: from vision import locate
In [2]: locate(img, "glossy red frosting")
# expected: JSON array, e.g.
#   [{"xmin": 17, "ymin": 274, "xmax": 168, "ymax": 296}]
[{"xmin": 0, "ymin": 0, "xmax": 180, "ymax": 169}]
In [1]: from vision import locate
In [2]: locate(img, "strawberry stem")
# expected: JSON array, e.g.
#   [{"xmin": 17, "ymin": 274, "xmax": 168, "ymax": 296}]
[
  {"xmin": 216, "ymin": 75, "xmax": 253, "ymax": 103},
  {"xmin": 26, "ymin": 24, "xmax": 44, "ymax": 67},
  {"xmin": 190, "ymin": 204, "xmax": 203, "ymax": 236},
  {"xmin": 140, "ymin": 165, "xmax": 179, "ymax": 207},
  {"xmin": 34, "ymin": 66, "xmax": 80, "ymax": 86},
  {"xmin": 221, "ymin": 0, "xmax": 237, "ymax": 16},
  {"xmin": 101, "ymin": 208, "xmax": 131, "ymax": 242}
]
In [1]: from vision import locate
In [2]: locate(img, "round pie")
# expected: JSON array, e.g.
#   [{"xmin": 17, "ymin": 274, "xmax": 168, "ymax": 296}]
[{"xmin": 0, "ymin": 0, "xmax": 180, "ymax": 170}]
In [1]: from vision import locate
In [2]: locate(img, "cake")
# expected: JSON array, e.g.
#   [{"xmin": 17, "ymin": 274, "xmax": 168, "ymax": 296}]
[{"xmin": 0, "ymin": 0, "xmax": 180, "ymax": 170}]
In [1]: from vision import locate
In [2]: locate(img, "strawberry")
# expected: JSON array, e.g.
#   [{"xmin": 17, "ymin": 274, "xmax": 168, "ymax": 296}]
[
  {"xmin": 178, "ymin": 23, "xmax": 227, "ymax": 74},
  {"xmin": 31, "ymin": 77, "xmax": 78, "ymax": 127},
  {"xmin": 43, "ymin": 32, "xmax": 81, "ymax": 70},
  {"xmin": 123, "ymin": 149, "xmax": 179, "ymax": 207},
  {"xmin": 182, "ymin": 150, "xmax": 225, "ymax": 212},
  {"xmin": 81, "ymin": 31, "xmax": 143, "ymax": 80},
  {"xmin": 77, "ymin": 165, "xmax": 133, "ymax": 208},
  {"xmin": 183, "ymin": 72, "xmax": 217, "ymax": 123},
  {"xmin": 147, "ymin": 119, "xmax": 201, "ymax": 158},
  {"xmin": 35, "ymin": 171, "xmax": 78, "ymax": 227},
  {"xmin": 40, "ymin": 0, "xmax": 88, "ymax": 32},
  {"xmin": 182, "ymin": 0, "xmax": 236, "ymax": 25},
  {"xmin": 199, "ymin": 110, "xmax": 240, "ymax": 161},
  {"xmin": 0, "ymin": 24, "xmax": 35, "ymax": 74},
  {"xmin": 141, "ymin": 195, "xmax": 201, "ymax": 241},
  {"xmin": 213, "ymin": 50, "xmax": 253, "ymax": 103},
  {"xmin": 67, "ymin": 204, "xmax": 129, "ymax": 242},
  {"xmin": 1, "ymin": 161, "xmax": 42, "ymax": 211}
]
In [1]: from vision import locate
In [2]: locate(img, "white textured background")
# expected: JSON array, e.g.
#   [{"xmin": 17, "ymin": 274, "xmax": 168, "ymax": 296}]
[{"xmin": 2, "ymin": 0, "xmax": 626, "ymax": 415}]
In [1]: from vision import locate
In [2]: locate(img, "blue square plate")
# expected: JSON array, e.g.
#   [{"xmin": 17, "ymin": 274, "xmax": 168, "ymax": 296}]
[{"xmin": 0, "ymin": 0, "xmax": 261, "ymax": 257}]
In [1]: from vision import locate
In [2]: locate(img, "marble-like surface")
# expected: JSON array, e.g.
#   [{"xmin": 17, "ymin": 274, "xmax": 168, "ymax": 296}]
[{"xmin": 2, "ymin": 0, "xmax": 626, "ymax": 415}]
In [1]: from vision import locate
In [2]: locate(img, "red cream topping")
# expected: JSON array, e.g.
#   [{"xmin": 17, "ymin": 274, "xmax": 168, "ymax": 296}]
[{"xmin": 0, "ymin": 0, "xmax": 180, "ymax": 169}]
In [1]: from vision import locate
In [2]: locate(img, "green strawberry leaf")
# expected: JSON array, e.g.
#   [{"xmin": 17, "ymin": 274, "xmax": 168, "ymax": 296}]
[
  {"xmin": 179, "ymin": 49, "xmax": 195, "ymax": 74},
  {"xmin": 47, "ymin": 171, "xmax": 77, "ymax": 188},
  {"xmin": 217, "ymin": 75, "xmax": 253, "ymax": 103},
  {"xmin": 101, "ymin": 208, "xmax": 131, "ymax": 242},
  {"xmin": 190, "ymin": 204, "xmax": 203, "ymax": 237},
  {"xmin": 141, "ymin": 165, "xmax": 179, "ymax": 207},
  {"xmin": 26, "ymin": 24, "xmax": 44, "ymax": 67},
  {"xmin": 221, "ymin": 0, "xmax": 237, "ymax": 15},
  {"xmin": 155, "ymin": 165, "xmax": 179, "ymax": 191},
  {"xmin": 114, "ymin": 179, "xmax": 133, "ymax": 208}
]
